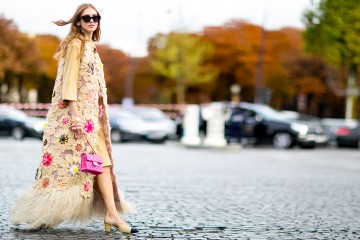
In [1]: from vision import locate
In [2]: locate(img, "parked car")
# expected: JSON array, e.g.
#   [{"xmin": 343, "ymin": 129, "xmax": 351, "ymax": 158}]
[
  {"xmin": 109, "ymin": 107, "xmax": 145, "ymax": 143},
  {"xmin": 280, "ymin": 110, "xmax": 328, "ymax": 148},
  {"xmin": 0, "ymin": 106, "xmax": 46, "ymax": 140},
  {"xmin": 109, "ymin": 107, "xmax": 174, "ymax": 143},
  {"xmin": 225, "ymin": 102, "xmax": 328, "ymax": 149},
  {"xmin": 321, "ymin": 118, "xmax": 358, "ymax": 147},
  {"xmin": 328, "ymin": 120, "xmax": 360, "ymax": 149},
  {"xmin": 127, "ymin": 107, "xmax": 177, "ymax": 140}
]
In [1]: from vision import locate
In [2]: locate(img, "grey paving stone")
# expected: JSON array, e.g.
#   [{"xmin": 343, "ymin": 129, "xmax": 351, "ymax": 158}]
[{"xmin": 1, "ymin": 139, "xmax": 360, "ymax": 239}]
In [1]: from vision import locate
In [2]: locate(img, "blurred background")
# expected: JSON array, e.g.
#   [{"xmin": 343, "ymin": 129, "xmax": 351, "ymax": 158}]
[{"xmin": 0, "ymin": 0, "xmax": 359, "ymax": 149}]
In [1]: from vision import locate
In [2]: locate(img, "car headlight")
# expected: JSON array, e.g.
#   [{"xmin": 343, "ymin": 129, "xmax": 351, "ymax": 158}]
[
  {"xmin": 291, "ymin": 123, "xmax": 308, "ymax": 136},
  {"xmin": 34, "ymin": 123, "xmax": 45, "ymax": 132},
  {"xmin": 25, "ymin": 122, "xmax": 44, "ymax": 132}
]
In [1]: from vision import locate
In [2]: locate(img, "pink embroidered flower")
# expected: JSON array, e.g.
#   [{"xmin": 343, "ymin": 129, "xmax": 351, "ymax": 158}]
[
  {"xmin": 84, "ymin": 182, "xmax": 90, "ymax": 192},
  {"xmin": 42, "ymin": 153, "xmax": 53, "ymax": 167},
  {"xmin": 75, "ymin": 144, "xmax": 82, "ymax": 152},
  {"xmin": 62, "ymin": 118, "xmax": 69, "ymax": 125},
  {"xmin": 42, "ymin": 178, "xmax": 49, "ymax": 188},
  {"xmin": 84, "ymin": 120, "xmax": 94, "ymax": 133}
]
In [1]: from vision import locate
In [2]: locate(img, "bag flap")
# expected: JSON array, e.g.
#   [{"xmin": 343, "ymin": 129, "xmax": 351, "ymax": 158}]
[{"xmin": 83, "ymin": 153, "xmax": 103, "ymax": 163}]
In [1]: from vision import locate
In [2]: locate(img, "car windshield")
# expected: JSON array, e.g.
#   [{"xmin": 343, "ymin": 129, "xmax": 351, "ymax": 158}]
[
  {"xmin": 130, "ymin": 108, "xmax": 165, "ymax": 120},
  {"xmin": 251, "ymin": 105, "xmax": 286, "ymax": 121},
  {"xmin": 109, "ymin": 109, "xmax": 139, "ymax": 120},
  {"xmin": 0, "ymin": 108, "xmax": 27, "ymax": 121}
]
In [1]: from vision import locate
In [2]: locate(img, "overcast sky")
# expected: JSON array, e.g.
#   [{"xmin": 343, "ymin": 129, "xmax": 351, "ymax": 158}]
[{"xmin": 0, "ymin": 0, "xmax": 316, "ymax": 57}]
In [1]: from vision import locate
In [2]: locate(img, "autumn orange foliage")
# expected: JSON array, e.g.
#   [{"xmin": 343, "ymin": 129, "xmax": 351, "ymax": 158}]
[{"xmin": 0, "ymin": 15, "xmax": 346, "ymax": 117}]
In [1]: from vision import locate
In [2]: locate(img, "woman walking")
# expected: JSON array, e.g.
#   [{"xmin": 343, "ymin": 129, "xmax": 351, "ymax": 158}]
[{"xmin": 10, "ymin": 3, "xmax": 138, "ymax": 234}]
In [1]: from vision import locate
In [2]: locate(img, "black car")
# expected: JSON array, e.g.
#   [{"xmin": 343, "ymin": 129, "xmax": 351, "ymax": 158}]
[
  {"xmin": 280, "ymin": 110, "xmax": 328, "ymax": 147},
  {"xmin": 333, "ymin": 121, "xmax": 360, "ymax": 149},
  {"xmin": 0, "ymin": 106, "xmax": 46, "ymax": 140},
  {"xmin": 321, "ymin": 118, "xmax": 353, "ymax": 147},
  {"xmin": 225, "ymin": 102, "xmax": 328, "ymax": 149}
]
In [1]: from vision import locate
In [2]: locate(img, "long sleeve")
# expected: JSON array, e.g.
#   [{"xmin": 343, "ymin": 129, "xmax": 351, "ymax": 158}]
[{"xmin": 62, "ymin": 40, "xmax": 81, "ymax": 101}]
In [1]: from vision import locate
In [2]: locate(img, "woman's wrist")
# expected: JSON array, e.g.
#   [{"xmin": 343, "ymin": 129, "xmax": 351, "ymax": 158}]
[
  {"xmin": 71, "ymin": 116, "xmax": 81, "ymax": 123},
  {"xmin": 70, "ymin": 116, "xmax": 83, "ymax": 131}
]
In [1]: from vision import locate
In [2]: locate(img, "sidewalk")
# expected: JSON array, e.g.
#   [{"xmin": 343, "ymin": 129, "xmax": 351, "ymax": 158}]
[{"xmin": 1, "ymin": 139, "xmax": 360, "ymax": 239}]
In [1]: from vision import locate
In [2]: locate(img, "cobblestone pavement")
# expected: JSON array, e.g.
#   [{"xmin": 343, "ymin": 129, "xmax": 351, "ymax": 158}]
[{"xmin": 1, "ymin": 138, "xmax": 360, "ymax": 239}]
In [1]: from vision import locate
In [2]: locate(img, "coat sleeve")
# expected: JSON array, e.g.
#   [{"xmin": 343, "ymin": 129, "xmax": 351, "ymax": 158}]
[{"xmin": 62, "ymin": 40, "xmax": 81, "ymax": 101}]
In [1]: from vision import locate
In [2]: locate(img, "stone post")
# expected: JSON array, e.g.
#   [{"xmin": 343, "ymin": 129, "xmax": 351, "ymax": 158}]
[
  {"xmin": 202, "ymin": 102, "xmax": 227, "ymax": 148},
  {"xmin": 181, "ymin": 104, "xmax": 201, "ymax": 147}
]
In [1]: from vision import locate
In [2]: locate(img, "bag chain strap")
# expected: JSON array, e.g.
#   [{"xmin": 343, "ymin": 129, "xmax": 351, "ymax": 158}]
[{"xmin": 83, "ymin": 134, "xmax": 98, "ymax": 155}]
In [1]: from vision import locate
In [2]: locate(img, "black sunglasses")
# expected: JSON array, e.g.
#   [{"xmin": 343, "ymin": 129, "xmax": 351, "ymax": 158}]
[{"xmin": 81, "ymin": 15, "xmax": 101, "ymax": 23}]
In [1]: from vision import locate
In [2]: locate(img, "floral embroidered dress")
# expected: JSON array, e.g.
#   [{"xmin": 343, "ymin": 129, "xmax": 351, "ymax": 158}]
[{"xmin": 10, "ymin": 39, "xmax": 132, "ymax": 229}]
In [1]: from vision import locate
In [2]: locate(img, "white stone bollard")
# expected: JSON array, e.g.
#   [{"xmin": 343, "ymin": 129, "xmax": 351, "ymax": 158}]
[
  {"xmin": 202, "ymin": 102, "xmax": 227, "ymax": 148},
  {"xmin": 181, "ymin": 104, "xmax": 201, "ymax": 147}
]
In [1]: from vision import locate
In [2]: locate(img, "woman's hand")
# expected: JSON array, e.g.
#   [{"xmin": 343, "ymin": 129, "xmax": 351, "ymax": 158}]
[
  {"xmin": 67, "ymin": 101, "xmax": 84, "ymax": 139},
  {"xmin": 70, "ymin": 117, "xmax": 85, "ymax": 139}
]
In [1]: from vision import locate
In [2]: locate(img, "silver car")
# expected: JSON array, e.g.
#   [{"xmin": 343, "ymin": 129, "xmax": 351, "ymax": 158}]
[
  {"xmin": 109, "ymin": 107, "xmax": 176, "ymax": 143},
  {"xmin": 127, "ymin": 107, "xmax": 177, "ymax": 142}
]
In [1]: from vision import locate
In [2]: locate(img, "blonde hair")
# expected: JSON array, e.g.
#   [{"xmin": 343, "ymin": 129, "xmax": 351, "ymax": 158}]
[{"xmin": 53, "ymin": 3, "xmax": 101, "ymax": 61}]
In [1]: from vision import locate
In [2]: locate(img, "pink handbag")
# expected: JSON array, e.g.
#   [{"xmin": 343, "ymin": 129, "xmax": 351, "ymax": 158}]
[
  {"xmin": 80, "ymin": 136, "xmax": 103, "ymax": 175},
  {"xmin": 80, "ymin": 153, "xmax": 103, "ymax": 175}
]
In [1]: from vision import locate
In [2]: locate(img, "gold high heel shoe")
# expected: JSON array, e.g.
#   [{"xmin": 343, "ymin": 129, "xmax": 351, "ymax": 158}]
[{"xmin": 104, "ymin": 222, "xmax": 139, "ymax": 234}]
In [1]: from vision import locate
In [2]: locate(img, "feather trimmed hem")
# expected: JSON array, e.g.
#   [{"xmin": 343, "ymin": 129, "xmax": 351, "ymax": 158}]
[
  {"xmin": 10, "ymin": 186, "xmax": 93, "ymax": 229},
  {"xmin": 10, "ymin": 185, "xmax": 133, "ymax": 230}
]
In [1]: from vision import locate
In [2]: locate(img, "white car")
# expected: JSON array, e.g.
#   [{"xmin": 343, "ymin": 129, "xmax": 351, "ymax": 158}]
[
  {"xmin": 127, "ymin": 107, "xmax": 177, "ymax": 142},
  {"xmin": 109, "ymin": 107, "xmax": 176, "ymax": 143}
]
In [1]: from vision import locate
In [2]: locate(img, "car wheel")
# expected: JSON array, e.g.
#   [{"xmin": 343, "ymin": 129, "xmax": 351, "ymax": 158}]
[
  {"xmin": 110, "ymin": 130, "xmax": 123, "ymax": 143},
  {"xmin": 150, "ymin": 138, "xmax": 166, "ymax": 144},
  {"xmin": 273, "ymin": 132, "xmax": 293, "ymax": 149},
  {"xmin": 357, "ymin": 139, "xmax": 360, "ymax": 150},
  {"xmin": 12, "ymin": 127, "xmax": 25, "ymax": 140}
]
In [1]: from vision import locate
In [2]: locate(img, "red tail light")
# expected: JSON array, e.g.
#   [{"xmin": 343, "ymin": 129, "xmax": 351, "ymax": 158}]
[{"xmin": 335, "ymin": 127, "xmax": 350, "ymax": 136}]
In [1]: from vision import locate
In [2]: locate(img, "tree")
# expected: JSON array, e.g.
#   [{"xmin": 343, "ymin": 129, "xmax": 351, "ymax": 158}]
[
  {"xmin": 202, "ymin": 20, "xmax": 333, "ymax": 115},
  {"xmin": 149, "ymin": 32, "xmax": 218, "ymax": 104},
  {"xmin": 203, "ymin": 21, "xmax": 270, "ymax": 102},
  {"xmin": 303, "ymin": 0, "xmax": 360, "ymax": 119},
  {"xmin": 0, "ymin": 15, "xmax": 39, "ymax": 102},
  {"xmin": 33, "ymin": 35, "xmax": 60, "ymax": 102},
  {"xmin": 265, "ymin": 28, "xmax": 329, "ymax": 113},
  {"xmin": 97, "ymin": 44, "xmax": 129, "ymax": 103},
  {"xmin": 0, "ymin": 16, "xmax": 17, "ymax": 80},
  {"xmin": 34, "ymin": 35, "xmax": 59, "ymax": 79}
]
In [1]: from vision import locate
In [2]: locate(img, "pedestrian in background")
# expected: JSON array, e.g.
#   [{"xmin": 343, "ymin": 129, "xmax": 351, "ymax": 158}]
[{"xmin": 10, "ymin": 3, "xmax": 138, "ymax": 234}]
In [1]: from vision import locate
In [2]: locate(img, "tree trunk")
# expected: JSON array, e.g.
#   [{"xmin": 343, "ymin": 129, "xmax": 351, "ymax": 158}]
[
  {"xmin": 176, "ymin": 45, "xmax": 186, "ymax": 104},
  {"xmin": 18, "ymin": 74, "xmax": 24, "ymax": 103},
  {"xmin": 345, "ymin": 65, "xmax": 357, "ymax": 119},
  {"xmin": 254, "ymin": 26, "xmax": 266, "ymax": 104},
  {"xmin": 176, "ymin": 76, "xmax": 186, "ymax": 104}
]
